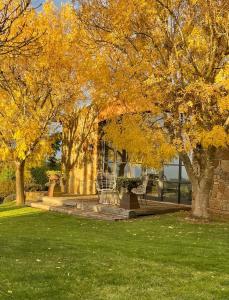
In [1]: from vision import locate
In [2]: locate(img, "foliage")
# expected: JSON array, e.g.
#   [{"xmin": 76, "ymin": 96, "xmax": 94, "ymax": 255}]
[
  {"xmin": 76, "ymin": 0, "xmax": 229, "ymax": 217},
  {"xmin": 116, "ymin": 176, "xmax": 141, "ymax": 192},
  {"xmin": 0, "ymin": 0, "xmax": 37, "ymax": 56},
  {"xmin": 0, "ymin": 180, "xmax": 15, "ymax": 200},
  {"xmin": 77, "ymin": 0, "xmax": 229, "ymax": 152},
  {"xmin": 30, "ymin": 166, "xmax": 49, "ymax": 187},
  {"xmin": 104, "ymin": 114, "xmax": 177, "ymax": 169},
  {"xmin": 46, "ymin": 170, "xmax": 62, "ymax": 178},
  {"xmin": 0, "ymin": 2, "xmax": 79, "ymax": 163},
  {"xmin": 0, "ymin": 1, "xmax": 86, "ymax": 203},
  {"xmin": 0, "ymin": 164, "xmax": 15, "ymax": 181}
]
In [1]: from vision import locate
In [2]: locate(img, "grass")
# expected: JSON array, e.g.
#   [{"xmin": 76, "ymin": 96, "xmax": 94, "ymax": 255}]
[{"xmin": 0, "ymin": 202, "xmax": 229, "ymax": 300}]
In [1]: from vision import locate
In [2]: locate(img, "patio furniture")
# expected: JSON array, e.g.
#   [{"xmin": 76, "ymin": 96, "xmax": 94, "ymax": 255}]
[
  {"xmin": 131, "ymin": 175, "xmax": 149, "ymax": 205},
  {"xmin": 96, "ymin": 172, "xmax": 119, "ymax": 205}
]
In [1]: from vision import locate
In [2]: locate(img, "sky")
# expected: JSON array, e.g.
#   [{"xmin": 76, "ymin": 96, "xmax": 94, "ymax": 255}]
[
  {"xmin": 54, "ymin": 0, "xmax": 70, "ymax": 4},
  {"xmin": 32, "ymin": 0, "xmax": 70, "ymax": 8}
]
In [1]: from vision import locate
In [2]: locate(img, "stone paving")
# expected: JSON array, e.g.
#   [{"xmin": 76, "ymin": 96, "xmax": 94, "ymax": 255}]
[
  {"xmin": 29, "ymin": 197, "xmax": 190, "ymax": 221},
  {"xmin": 29, "ymin": 202, "xmax": 128, "ymax": 221}
]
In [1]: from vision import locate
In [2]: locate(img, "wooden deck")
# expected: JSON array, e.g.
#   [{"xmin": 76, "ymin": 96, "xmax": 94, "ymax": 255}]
[
  {"xmin": 135, "ymin": 200, "xmax": 191, "ymax": 216},
  {"xmin": 30, "ymin": 195, "xmax": 191, "ymax": 220}
]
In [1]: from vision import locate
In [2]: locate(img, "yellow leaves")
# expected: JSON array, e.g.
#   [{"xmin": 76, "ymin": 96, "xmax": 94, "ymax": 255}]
[
  {"xmin": 0, "ymin": 146, "xmax": 10, "ymax": 161},
  {"xmin": 0, "ymin": 0, "xmax": 84, "ymax": 163},
  {"xmin": 218, "ymin": 96, "xmax": 229, "ymax": 112},
  {"xmin": 187, "ymin": 26, "xmax": 208, "ymax": 54},
  {"xmin": 201, "ymin": 126, "xmax": 229, "ymax": 148},
  {"xmin": 104, "ymin": 114, "xmax": 176, "ymax": 169},
  {"xmin": 215, "ymin": 63, "xmax": 229, "ymax": 86}
]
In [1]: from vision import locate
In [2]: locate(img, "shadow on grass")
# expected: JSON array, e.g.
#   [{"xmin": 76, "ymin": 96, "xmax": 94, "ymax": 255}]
[
  {"xmin": 0, "ymin": 201, "xmax": 20, "ymax": 212},
  {"xmin": 0, "ymin": 202, "xmax": 44, "ymax": 220}
]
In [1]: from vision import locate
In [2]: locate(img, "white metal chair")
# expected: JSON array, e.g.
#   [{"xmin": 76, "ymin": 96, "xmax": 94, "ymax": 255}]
[
  {"xmin": 131, "ymin": 175, "xmax": 149, "ymax": 205},
  {"xmin": 96, "ymin": 172, "xmax": 118, "ymax": 205}
]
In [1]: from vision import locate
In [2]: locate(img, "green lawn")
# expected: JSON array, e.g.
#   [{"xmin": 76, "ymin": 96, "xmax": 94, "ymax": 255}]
[{"xmin": 0, "ymin": 203, "xmax": 229, "ymax": 300}]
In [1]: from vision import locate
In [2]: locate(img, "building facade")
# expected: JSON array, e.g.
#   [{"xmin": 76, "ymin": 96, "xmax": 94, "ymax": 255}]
[{"xmin": 64, "ymin": 119, "xmax": 229, "ymax": 215}]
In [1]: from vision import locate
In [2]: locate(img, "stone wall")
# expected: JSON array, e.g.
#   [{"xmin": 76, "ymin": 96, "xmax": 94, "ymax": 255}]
[
  {"xmin": 25, "ymin": 191, "xmax": 47, "ymax": 202},
  {"xmin": 68, "ymin": 152, "xmax": 98, "ymax": 195},
  {"xmin": 209, "ymin": 159, "xmax": 229, "ymax": 216}
]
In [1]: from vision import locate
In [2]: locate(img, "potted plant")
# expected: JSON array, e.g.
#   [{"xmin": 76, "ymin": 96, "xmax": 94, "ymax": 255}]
[
  {"xmin": 46, "ymin": 170, "xmax": 62, "ymax": 197},
  {"xmin": 117, "ymin": 177, "xmax": 141, "ymax": 209}
]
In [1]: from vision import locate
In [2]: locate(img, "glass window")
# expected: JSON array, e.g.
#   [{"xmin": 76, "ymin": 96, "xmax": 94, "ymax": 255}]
[
  {"xmin": 163, "ymin": 181, "xmax": 179, "ymax": 202},
  {"xmin": 164, "ymin": 165, "xmax": 179, "ymax": 181},
  {"xmin": 180, "ymin": 183, "xmax": 192, "ymax": 203},
  {"xmin": 130, "ymin": 164, "xmax": 142, "ymax": 177}
]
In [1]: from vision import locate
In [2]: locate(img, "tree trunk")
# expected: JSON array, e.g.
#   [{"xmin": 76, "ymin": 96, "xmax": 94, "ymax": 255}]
[
  {"xmin": 191, "ymin": 174, "xmax": 214, "ymax": 218},
  {"xmin": 15, "ymin": 160, "xmax": 25, "ymax": 206},
  {"xmin": 64, "ymin": 168, "xmax": 70, "ymax": 194},
  {"xmin": 118, "ymin": 163, "xmax": 126, "ymax": 176},
  {"xmin": 61, "ymin": 164, "xmax": 70, "ymax": 194},
  {"xmin": 180, "ymin": 148, "xmax": 218, "ymax": 219}
]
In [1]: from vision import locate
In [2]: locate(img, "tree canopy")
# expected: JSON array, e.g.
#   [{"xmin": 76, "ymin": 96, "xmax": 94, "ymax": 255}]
[
  {"xmin": 76, "ymin": 0, "xmax": 229, "ymax": 217},
  {"xmin": 0, "ymin": 1, "xmax": 85, "ymax": 204}
]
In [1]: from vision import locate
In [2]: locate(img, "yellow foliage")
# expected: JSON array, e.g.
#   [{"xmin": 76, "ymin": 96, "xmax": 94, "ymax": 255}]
[
  {"xmin": 201, "ymin": 126, "xmax": 229, "ymax": 148},
  {"xmin": 0, "ymin": 1, "xmax": 83, "ymax": 163},
  {"xmin": 104, "ymin": 115, "xmax": 176, "ymax": 169},
  {"xmin": 75, "ymin": 0, "xmax": 229, "ymax": 166}
]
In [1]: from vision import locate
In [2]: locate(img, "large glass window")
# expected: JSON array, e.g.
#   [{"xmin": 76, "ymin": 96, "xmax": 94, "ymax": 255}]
[{"xmin": 99, "ymin": 141, "xmax": 192, "ymax": 204}]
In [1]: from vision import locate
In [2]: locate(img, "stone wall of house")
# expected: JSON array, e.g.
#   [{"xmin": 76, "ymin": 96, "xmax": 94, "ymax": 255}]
[
  {"xmin": 68, "ymin": 151, "xmax": 98, "ymax": 195},
  {"xmin": 209, "ymin": 154, "xmax": 229, "ymax": 215}
]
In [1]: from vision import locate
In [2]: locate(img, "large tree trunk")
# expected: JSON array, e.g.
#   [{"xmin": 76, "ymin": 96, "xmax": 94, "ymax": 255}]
[
  {"xmin": 61, "ymin": 165, "xmax": 70, "ymax": 193},
  {"xmin": 180, "ymin": 148, "xmax": 218, "ymax": 219},
  {"xmin": 191, "ymin": 171, "xmax": 215, "ymax": 218},
  {"xmin": 15, "ymin": 160, "xmax": 25, "ymax": 206},
  {"xmin": 64, "ymin": 168, "xmax": 71, "ymax": 194}
]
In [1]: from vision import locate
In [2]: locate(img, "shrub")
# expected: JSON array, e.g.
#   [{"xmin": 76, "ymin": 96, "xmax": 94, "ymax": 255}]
[
  {"xmin": 30, "ymin": 166, "xmax": 49, "ymax": 188},
  {"xmin": 116, "ymin": 177, "xmax": 142, "ymax": 192}
]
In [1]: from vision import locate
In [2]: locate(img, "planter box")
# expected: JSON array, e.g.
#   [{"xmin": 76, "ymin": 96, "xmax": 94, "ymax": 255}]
[{"xmin": 120, "ymin": 192, "xmax": 140, "ymax": 209}]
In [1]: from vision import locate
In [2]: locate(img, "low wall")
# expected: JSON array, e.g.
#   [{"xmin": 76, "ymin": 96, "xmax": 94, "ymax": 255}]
[{"xmin": 25, "ymin": 191, "xmax": 47, "ymax": 202}]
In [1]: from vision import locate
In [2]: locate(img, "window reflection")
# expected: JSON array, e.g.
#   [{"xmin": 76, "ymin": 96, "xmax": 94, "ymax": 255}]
[
  {"xmin": 164, "ymin": 165, "xmax": 179, "ymax": 181},
  {"xmin": 100, "ymin": 142, "xmax": 192, "ymax": 204}
]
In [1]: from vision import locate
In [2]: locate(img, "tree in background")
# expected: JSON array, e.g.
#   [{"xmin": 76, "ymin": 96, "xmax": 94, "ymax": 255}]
[
  {"xmin": 0, "ymin": 0, "xmax": 38, "ymax": 55},
  {"xmin": 0, "ymin": 2, "xmax": 82, "ymax": 205},
  {"xmin": 61, "ymin": 103, "xmax": 99, "ymax": 193},
  {"xmin": 76, "ymin": 0, "xmax": 229, "ymax": 218}
]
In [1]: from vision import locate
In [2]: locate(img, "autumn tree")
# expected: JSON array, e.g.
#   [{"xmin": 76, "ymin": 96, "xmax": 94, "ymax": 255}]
[
  {"xmin": 0, "ymin": 0, "xmax": 38, "ymax": 55},
  {"xmin": 0, "ymin": 1, "xmax": 81, "ymax": 205},
  {"xmin": 76, "ymin": 0, "xmax": 229, "ymax": 218},
  {"xmin": 61, "ymin": 103, "xmax": 99, "ymax": 193}
]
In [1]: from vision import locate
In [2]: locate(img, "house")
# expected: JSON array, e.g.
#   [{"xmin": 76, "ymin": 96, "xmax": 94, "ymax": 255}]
[{"xmin": 62, "ymin": 109, "xmax": 229, "ymax": 216}]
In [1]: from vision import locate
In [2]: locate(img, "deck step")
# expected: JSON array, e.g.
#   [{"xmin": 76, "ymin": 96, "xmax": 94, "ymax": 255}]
[
  {"xmin": 50, "ymin": 206, "xmax": 128, "ymax": 221},
  {"xmin": 93, "ymin": 204, "xmax": 136, "ymax": 218},
  {"xmin": 30, "ymin": 202, "xmax": 51, "ymax": 210},
  {"xmin": 42, "ymin": 195, "xmax": 99, "ymax": 207}
]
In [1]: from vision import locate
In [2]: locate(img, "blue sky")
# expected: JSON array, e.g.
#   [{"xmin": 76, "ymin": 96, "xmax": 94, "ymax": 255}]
[
  {"xmin": 54, "ymin": 0, "xmax": 70, "ymax": 4},
  {"xmin": 32, "ymin": 0, "xmax": 70, "ymax": 8}
]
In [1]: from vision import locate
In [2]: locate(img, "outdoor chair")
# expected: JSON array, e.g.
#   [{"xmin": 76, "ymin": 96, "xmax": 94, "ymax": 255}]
[
  {"xmin": 96, "ymin": 172, "xmax": 118, "ymax": 205},
  {"xmin": 131, "ymin": 175, "xmax": 149, "ymax": 206}
]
